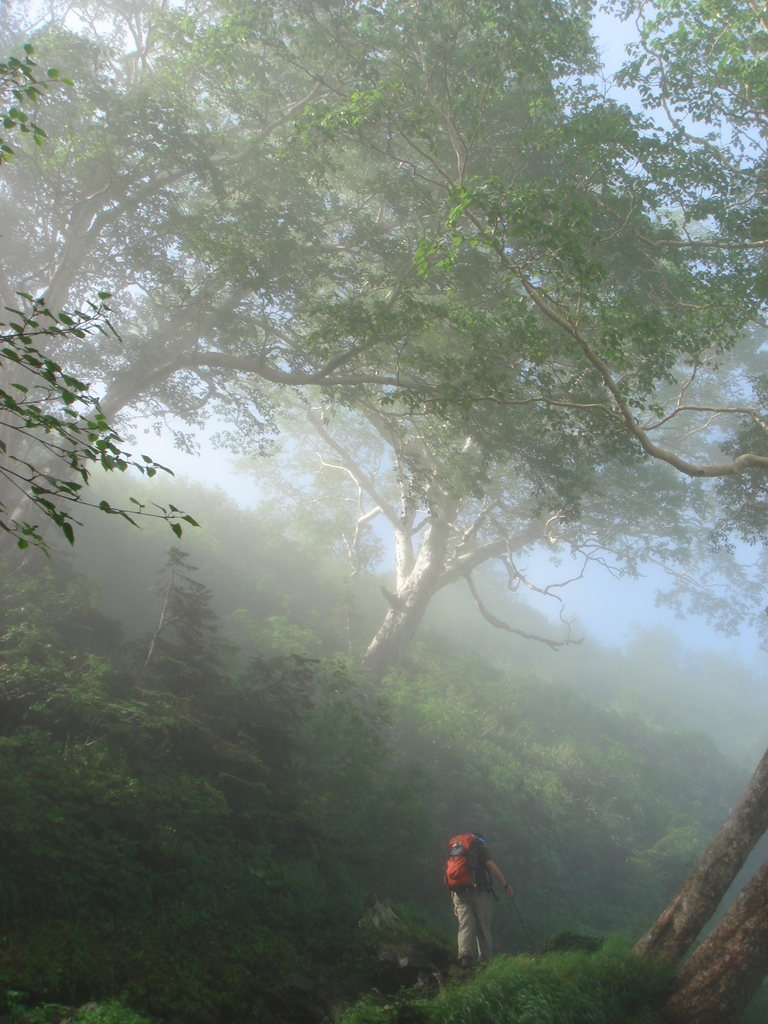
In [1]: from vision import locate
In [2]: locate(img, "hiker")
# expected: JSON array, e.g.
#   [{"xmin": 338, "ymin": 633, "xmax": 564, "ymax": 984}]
[{"xmin": 444, "ymin": 832, "xmax": 513, "ymax": 969}]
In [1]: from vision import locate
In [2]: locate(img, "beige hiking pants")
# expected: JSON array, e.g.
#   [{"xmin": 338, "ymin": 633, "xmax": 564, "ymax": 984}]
[{"xmin": 452, "ymin": 889, "xmax": 493, "ymax": 962}]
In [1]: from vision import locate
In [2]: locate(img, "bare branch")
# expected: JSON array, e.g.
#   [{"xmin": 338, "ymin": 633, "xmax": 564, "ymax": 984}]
[
  {"xmin": 644, "ymin": 404, "xmax": 768, "ymax": 435},
  {"xmin": 465, "ymin": 573, "xmax": 583, "ymax": 650},
  {"xmin": 300, "ymin": 405, "xmax": 401, "ymax": 528}
]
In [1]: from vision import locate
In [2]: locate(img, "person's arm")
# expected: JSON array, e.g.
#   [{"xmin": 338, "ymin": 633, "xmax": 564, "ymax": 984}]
[{"xmin": 486, "ymin": 859, "xmax": 513, "ymax": 896}]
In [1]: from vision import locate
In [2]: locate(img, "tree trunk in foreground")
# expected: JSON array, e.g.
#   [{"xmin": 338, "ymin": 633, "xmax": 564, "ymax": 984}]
[
  {"xmin": 660, "ymin": 857, "xmax": 768, "ymax": 1024},
  {"xmin": 635, "ymin": 744, "xmax": 768, "ymax": 962}
]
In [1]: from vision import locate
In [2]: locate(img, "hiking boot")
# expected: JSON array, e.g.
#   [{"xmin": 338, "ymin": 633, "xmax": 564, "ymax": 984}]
[{"xmin": 458, "ymin": 956, "xmax": 473, "ymax": 972}]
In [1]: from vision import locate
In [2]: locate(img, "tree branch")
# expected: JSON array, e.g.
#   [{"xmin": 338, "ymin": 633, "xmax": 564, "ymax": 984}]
[
  {"xmin": 507, "ymin": 260, "xmax": 768, "ymax": 478},
  {"xmin": 439, "ymin": 518, "xmax": 545, "ymax": 588},
  {"xmin": 184, "ymin": 350, "xmax": 429, "ymax": 391},
  {"xmin": 301, "ymin": 405, "xmax": 401, "ymax": 528},
  {"xmin": 465, "ymin": 573, "xmax": 582, "ymax": 650}
]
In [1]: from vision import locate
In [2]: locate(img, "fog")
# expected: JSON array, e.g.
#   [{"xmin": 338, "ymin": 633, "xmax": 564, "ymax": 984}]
[
  {"xmin": 4, "ymin": 0, "xmax": 768, "ymax": 1020},
  {"xmin": 106, "ymin": 423, "xmax": 768, "ymax": 772},
  {"xmin": 127, "ymin": 421, "xmax": 768, "ymax": 660}
]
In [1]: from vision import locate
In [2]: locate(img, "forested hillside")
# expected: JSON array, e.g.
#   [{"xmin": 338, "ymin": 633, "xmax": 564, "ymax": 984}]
[
  {"xmin": 70, "ymin": 476, "xmax": 768, "ymax": 768},
  {"xmin": 0, "ymin": 481, "xmax": 760, "ymax": 1021}
]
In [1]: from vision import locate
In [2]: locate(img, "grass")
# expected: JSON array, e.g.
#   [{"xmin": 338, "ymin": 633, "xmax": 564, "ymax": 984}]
[
  {"xmin": 9, "ymin": 1000, "xmax": 151, "ymax": 1024},
  {"xmin": 339, "ymin": 938, "xmax": 674, "ymax": 1024}
]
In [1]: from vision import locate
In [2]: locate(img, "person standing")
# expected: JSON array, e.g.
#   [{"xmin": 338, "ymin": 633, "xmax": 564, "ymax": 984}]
[{"xmin": 444, "ymin": 832, "xmax": 513, "ymax": 970}]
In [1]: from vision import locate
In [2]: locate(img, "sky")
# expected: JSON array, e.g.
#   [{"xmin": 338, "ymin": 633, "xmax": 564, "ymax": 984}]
[{"xmin": 125, "ymin": 419, "xmax": 768, "ymax": 672}]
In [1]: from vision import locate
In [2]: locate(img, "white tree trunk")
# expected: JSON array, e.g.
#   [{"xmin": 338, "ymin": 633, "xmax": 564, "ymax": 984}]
[{"xmin": 362, "ymin": 516, "xmax": 451, "ymax": 677}]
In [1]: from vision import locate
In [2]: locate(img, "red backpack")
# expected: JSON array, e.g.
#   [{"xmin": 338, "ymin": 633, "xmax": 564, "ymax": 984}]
[{"xmin": 445, "ymin": 833, "xmax": 488, "ymax": 891}]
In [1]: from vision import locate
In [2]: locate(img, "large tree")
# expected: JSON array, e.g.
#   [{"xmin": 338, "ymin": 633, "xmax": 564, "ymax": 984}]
[
  {"xmin": 0, "ymin": 0, "xmax": 756, "ymax": 536},
  {"xmin": 2, "ymin": 0, "xmax": 635, "ymax": 634},
  {"xmin": 276, "ymin": 5, "xmax": 768, "ymax": 1009},
  {"xmin": 255, "ymin": 394, "xmax": 710, "ymax": 674},
  {"xmin": 7, "ymin": 1, "xmax": 768, "ymax": 1016},
  {"xmin": 0, "ymin": 0, "xmax": 722, "ymax": 648}
]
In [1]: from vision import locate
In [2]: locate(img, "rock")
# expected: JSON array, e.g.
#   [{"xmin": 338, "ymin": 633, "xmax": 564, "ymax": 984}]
[
  {"xmin": 359, "ymin": 894, "xmax": 450, "ymax": 992},
  {"xmin": 361, "ymin": 895, "xmax": 402, "ymax": 930},
  {"xmin": 397, "ymin": 953, "xmax": 440, "ymax": 971}
]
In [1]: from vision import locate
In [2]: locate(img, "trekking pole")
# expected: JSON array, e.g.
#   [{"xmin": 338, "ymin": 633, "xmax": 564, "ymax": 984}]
[{"xmin": 511, "ymin": 896, "xmax": 536, "ymax": 951}]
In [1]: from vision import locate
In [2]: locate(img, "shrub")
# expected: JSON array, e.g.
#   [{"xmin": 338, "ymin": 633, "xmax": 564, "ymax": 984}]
[{"xmin": 340, "ymin": 939, "xmax": 674, "ymax": 1024}]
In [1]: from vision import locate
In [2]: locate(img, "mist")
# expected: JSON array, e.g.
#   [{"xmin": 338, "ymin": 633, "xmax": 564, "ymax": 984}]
[{"xmin": 4, "ymin": 1, "xmax": 768, "ymax": 1022}]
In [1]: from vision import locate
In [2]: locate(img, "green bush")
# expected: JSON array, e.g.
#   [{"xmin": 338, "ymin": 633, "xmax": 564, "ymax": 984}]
[
  {"xmin": 10, "ymin": 999, "xmax": 151, "ymax": 1024},
  {"xmin": 340, "ymin": 940, "xmax": 674, "ymax": 1024},
  {"xmin": 0, "ymin": 558, "xmax": 428, "ymax": 1018}
]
